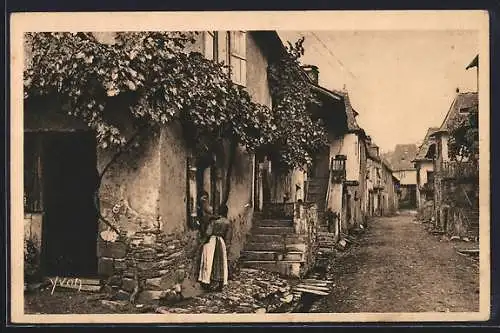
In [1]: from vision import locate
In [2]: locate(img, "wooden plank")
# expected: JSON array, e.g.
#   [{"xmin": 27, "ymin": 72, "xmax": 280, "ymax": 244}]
[
  {"xmin": 292, "ymin": 287, "xmax": 329, "ymax": 296},
  {"xmin": 79, "ymin": 278, "xmax": 101, "ymax": 286},
  {"xmin": 457, "ymin": 249, "xmax": 479, "ymax": 253},
  {"xmin": 295, "ymin": 284, "xmax": 330, "ymax": 292},
  {"xmin": 46, "ymin": 277, "xmax": 101, "ymax": 285},
  {"xmin": 58, "ymin": 284, "xmax": 101, "ymax": 292},
  {"xmin": 303, "ymin": 278, "xmax": 334, "ymax": 284},
  {"xmin": 300, "ymin": 281, "xmax": 329, "ymax": 287}
]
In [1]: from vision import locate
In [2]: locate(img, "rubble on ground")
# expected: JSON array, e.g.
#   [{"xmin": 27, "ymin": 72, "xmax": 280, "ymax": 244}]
[{"xmin": 154, "ymin": 268, "xmax": 303, "ymax": 314}]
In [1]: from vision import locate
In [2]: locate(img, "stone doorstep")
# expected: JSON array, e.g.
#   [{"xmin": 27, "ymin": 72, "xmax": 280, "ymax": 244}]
[{"xmin": 241, "ymin": 250, "xmax": 304, "ymax": 261}]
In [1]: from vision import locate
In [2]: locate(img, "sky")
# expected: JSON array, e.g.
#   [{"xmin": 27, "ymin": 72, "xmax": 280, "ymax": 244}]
[{"xmin": 278, "ymin": 30, "xmax": 479, "ymax": 154}]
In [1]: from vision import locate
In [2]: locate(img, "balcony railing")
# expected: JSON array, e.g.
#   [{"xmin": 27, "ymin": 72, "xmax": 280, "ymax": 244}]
[
  {"xmin": 441, "ymin": 161, "xmax": 479, "ymax": 180},
  {"xmin": 330, "ymin": 155, "xmax": 346, "ymax": 183}
]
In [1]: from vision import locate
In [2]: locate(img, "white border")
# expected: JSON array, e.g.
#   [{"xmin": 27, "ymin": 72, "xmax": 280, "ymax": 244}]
[{"xmin": 10, "ymin": 10, "xmax": 490, "ymax": 323}]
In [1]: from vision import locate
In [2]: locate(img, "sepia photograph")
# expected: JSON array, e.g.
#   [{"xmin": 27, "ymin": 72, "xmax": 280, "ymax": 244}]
[{"xmin": 10, "ymin": 10, "xmax": 490, "ymax": 323}]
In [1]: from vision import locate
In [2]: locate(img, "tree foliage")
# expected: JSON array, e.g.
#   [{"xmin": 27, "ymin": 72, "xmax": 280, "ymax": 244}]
[
  {"xmin": 447, "ymin": 105, "xmax": 479, "ymax": 162},
  {"xmin": 267, "ymin": 37, "xmax": 328, "ymax": 171},
  {"xmin": 24, "ymin": 32, "xmax": 275, "ymax": 156},
  {"xmin": 24, "ymin": 32, "xmax": 326, "ymax": 204}
]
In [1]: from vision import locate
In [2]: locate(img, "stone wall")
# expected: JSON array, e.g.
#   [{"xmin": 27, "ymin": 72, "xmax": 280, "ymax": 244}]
[
  {"xmin": 96, "ymin": 225, "xmax": 202, "ymax": 304},
  {"xmin": 293, "ymin": 202, "xmax": 319, "ymax": 276},
  {"xmin": 24, "ymin": 213, "xmax": 43, "ymax": 281}
]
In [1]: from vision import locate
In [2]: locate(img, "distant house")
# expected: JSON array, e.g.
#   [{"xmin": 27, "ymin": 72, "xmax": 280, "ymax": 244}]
[
  {"xmin": 429, "ymin": 91, "xmax": 479, "ymax": 238},
  {"xmin": 304, "ymin": 75, "xmax": 369, "ymax": 240},
  {"xmin": 365, "ymin": 139, "xmax": 399, "ymax": 217},
  {"xmin": 384, "ymin": 144, "xmax": 418, "ymax": 209},
  {"xmin": 413, "ymin": 127, "xmax": 440, "ymax": 211}
]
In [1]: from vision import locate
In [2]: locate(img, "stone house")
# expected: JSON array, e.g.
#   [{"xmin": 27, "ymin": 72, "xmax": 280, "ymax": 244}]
[
  {"xmin": 428, "ymin": 91, "xmax": 479, "ymax": 238},
  {"xmin": 23, "ymin": 30, "xmax": 307, "ymax": 301},
  {"xmin": 384, "ymin": 144, "xmax": 418, "ymax": 209}
]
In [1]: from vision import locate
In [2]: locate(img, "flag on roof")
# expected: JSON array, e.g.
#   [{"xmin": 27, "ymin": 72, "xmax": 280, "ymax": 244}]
[{"xmin": 466, "ymin": 55, "xmax": 479, "ymax": 70}]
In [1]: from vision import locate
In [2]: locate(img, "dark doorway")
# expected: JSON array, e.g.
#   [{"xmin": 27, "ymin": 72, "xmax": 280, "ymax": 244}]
[
  {"xmin": 309, "ymin": 147, "xmax": 330, "ymax": 179},
  {"xmin": 41, "ymin": 132, "xmax": 99, "ymax": 277}
]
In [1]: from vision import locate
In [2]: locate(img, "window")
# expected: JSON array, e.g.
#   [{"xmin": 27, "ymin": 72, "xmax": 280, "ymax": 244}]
[
  {"xmin": 459, "ymin": 106, "xmax": 472, "ymax": 114},
  {"xmin": 204, "ymin": 31, "xmax": 218, "ymax": 61},
  {"xmin": 229, "ymin": 31, "xmax": 247, "ymax": 86},
  {"xmin": 427, "ymin": 171, "xmax": 434, "ymax": 183}
]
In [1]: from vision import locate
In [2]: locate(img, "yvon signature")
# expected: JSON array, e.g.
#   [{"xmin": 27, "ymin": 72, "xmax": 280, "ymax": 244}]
[{"xmin": 49, "ymin": 276, "xmax": 83, "ymax": 295}]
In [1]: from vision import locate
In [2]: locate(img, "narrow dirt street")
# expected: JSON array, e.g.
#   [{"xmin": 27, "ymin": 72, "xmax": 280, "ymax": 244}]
[{"xmin": 308, "ymin": 211, "xmax": 480, "ymax": 313}]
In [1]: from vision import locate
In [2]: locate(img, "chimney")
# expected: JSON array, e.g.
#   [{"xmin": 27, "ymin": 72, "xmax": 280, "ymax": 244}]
[{"xmin": 301, "ymin": 65, "xmax": 319, "ymax": 84}]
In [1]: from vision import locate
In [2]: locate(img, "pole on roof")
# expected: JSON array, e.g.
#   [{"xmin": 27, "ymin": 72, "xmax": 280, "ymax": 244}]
[{"xmin": 466, "ymin": 55, "xmax": 479, "ymax": 93}]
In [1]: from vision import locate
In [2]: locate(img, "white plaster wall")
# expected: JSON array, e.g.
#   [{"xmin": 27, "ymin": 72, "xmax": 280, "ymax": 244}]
[
  {"xmin": 394, "ymin": 170, "xmax": 417, "ymax": 185},
  {"xmin": 329, "ymin": 134, "xmax": 359, "ymax": 183},
  {"xmin": 418, "ymin": 161, "xmax": 434, "ymax": 185}
]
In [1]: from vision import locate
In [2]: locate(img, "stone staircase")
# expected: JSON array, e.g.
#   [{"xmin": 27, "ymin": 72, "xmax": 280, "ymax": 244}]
[{"xmin": 240, "ymin": 215, "xmax": 306, "ymax": 278}]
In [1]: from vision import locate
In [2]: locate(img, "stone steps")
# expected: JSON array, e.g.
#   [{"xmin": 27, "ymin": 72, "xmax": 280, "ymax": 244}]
[
  {"xmin": 245, "ymin": 242, "xmax": 306, "ymax": 252},
  {"xmin": 240, "ymin": 250, "xmax": 305, "ymax": 262},
  {"xmin": 249, "ymin": 234, "xmax": 305, "ymax": 244},
  {"xmin": 253, "ymin": 219, "xmax": 294, "ymax": 227},
  {"xmin": 241, "ymin": 260, "xmax": 302, "ymax": 278},
  {"xmin": 252, "ymin": 226, "xmax": 295, "ymax": 235}
]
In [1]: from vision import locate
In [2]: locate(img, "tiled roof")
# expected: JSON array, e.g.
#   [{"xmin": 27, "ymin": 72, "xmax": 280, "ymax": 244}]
[
  {"xmin": 383, "ymin": 144, "xmax": 418, "ymax": 171},
  {"xmin": 309, "ymin": 84, "xmax": 364, "ymax": 134},
  {"xmin": 366, "ymin": 142, "xmax": 380, "ymax": 162},
  {"xmin": 330, "ymin": 89, "xmax": 361, "ymax": 132},
  {"xmin": 437, "ymin": 92, "xmax": 478, "ymax": 133},
  {"xmin": 414, "ymin": 127, "xmax": 440, "ymax": 161}
]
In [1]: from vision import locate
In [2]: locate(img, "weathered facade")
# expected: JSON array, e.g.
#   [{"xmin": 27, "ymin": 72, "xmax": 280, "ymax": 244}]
[
  {"xmin": 413, "ymin": 127, "xmax": 439, "ymax": 220},
  {"xmin": 429, "ymin": 91, "xmax": 479, "ymax": 239},
  {"xmin": 23, "ymin": 31, "xmax": 300, "ymax": 302}
]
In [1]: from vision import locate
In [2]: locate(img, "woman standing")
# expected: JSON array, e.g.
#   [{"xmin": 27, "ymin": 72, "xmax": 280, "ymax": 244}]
[{"xmin": 198, "ymin": 204, "xmax": 231, "ymax": 291}]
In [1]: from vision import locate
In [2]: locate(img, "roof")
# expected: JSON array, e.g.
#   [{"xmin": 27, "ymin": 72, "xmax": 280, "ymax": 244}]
[
  {"xmin": 414, "ymin": 127, "xmax": 440, "ymax": 161},
  {"xmin": 381, "ymin": 157, "xmax": 393, "ymax": 172},
  {"xmin": 383, "ymin": 144, "xmax": 418, "ymax": 171},
  {"xmin": 332, "ymin": 88, "xmax": 362, "ymax": 133},
  {"xmin": 366, "ymin": 142, "xmax": 381, "ymax": 162},
  {"xmin": 432, "ymin": 92, "xmax": 478, "ymax": 136},
  {"xmin": 252, "ymin": 31, "xmax": 287, "ymax": 61},
  {"xmin": 308, "ymin": 83, "xmax": 367, "ymax": 137}
]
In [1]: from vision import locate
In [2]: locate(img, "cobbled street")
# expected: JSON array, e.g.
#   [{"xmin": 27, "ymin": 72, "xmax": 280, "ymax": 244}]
[{"xmin": 308, "ymin": 212, "xmax": 480, "ymax": 313}]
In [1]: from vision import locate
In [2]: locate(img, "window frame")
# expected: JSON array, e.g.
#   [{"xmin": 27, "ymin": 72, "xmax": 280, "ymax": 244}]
[
  {"xmin": 228, "ymin": 31, "xmax": 247, "ymax": 87},
  {"xmin": 204, "ymin": 31, "xmax": 218, "ymax": 62}
]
